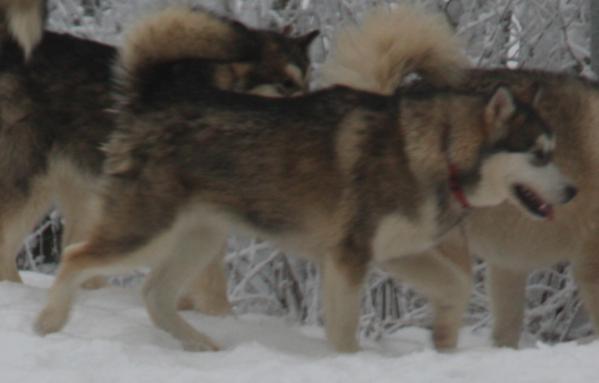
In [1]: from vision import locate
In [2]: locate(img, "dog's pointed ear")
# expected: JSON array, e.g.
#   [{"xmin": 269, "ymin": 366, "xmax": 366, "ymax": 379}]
[
  {"xmin": 514, "ymin": 82, "xmax": 543, "ymax": 108},
  {"xmin": 282, "ymin": 24, "xmax": 294, "ymax": 36},
  {"xmin": 295, "ymin": 30, "xmax": 319, "ymax": 50},
  {"xmin": 484, "ymin": 86, "xmax": 515, "ymax": 142}
]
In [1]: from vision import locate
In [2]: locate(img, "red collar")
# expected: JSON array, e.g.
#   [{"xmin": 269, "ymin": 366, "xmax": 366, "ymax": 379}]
[{"xmin": 448, "ymin": 163, "xmax": 471, "ymax": 209}]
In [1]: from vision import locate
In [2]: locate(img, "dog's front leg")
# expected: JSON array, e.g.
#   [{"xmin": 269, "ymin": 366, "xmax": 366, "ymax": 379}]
[
  {"xmin": 381, "ymin": 250, "xmax": 471, "ymax": 351},
  {"xmin": 487, "ymin": 264, "xmax": 528, "ymax": 348},
  {"xmin": 0, "ymin": 254, "xmax": 20, "ymax": 282},
  {"xmin": 322, "ymin": 249, "xmax": 367, "ymax": 353},
  {"xmin": 572, "ymin": 240, "xmax": 599, "ymax": 341}
]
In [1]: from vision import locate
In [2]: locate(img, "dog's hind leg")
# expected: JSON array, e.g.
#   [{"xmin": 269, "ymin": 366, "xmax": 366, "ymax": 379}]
[
  {"xmin": 34, "ymin": 241, "xmax": 107, "ymax": 335},
  {"xmin": 487, "ymin": 264, "xmax": 528, "ymax": 348},
  {"xmin": 572, "ymin": 240, "xmax": 599, "ymax": 339},
  {"xmin": 57, "ymin": 185, "xmax": 96, "ymax": 248},
  {"xmin": 56, "ymin": 179, "xmax": 106, "ymax": 290},
  {"xmin": 0, "ymin": 238, "xmax": 21, "ymax": 282},
  {"xmin": 35, "ymin": 187, "xmax": 177, "ymax": 336},
  {"xmin": 33, "ymin": 218, "xmax": 184, "ymax": 337},
  {"xmin": 0, "ymin": 180, "xmax": 54, "ymax": 283},
  {"xmin": 322, "ymin": 249, "xmax": 367, "ymax": 353},
  {"xmin": 34, "ymin": 209, "xmax": 226, "ymax": 352},
  {"xmin": 143, "ymin": 221, "xmax": 226, "ymax": 351},
  {"xmin": 0, "ymin": 214, "xmax": 23, "ymax": 281},
  {"xmin": 177, "ymin": 251, "xmax": 232, "ymax": 315}
]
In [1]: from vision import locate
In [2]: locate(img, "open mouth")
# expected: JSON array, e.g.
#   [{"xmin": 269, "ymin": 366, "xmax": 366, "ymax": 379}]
[{"xmin": 512, "ymin": 184, "xmax": 554, "ymax": 220}]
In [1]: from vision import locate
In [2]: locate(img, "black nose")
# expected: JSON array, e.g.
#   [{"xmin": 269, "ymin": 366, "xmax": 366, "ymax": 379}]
[{"xmin": 562, "ymin": 185, "xmax": 577, "ymax": 203}]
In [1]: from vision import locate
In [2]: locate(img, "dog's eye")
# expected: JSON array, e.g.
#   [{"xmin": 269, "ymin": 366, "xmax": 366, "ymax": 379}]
[
  {"xmin": 275, "ymin": 79, "xmax": 302, "ymax": 96},
  {"xmin": 534, "ymin": 150, "xmax": 544, "ymax": 160},
  {"xmin": 282, "ymin": 79, "xmax": 298, "ymax": 90}
]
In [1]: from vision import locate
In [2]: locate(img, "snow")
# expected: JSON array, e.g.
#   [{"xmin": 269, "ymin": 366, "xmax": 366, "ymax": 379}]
[{"xmin": 0, "ymin": 273, "xmax": 597, "ymax": 382}]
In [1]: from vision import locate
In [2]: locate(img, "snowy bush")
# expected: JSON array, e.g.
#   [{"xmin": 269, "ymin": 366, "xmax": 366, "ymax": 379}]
[{"xmin": 21, "ymin": 0, "xmax": 592, "ymax": 344}]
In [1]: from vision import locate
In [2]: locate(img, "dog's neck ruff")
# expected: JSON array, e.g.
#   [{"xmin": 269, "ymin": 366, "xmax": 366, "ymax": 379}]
[{"xmin": 448, "ymin": 163, "xmax": 470, "ymax": 209}]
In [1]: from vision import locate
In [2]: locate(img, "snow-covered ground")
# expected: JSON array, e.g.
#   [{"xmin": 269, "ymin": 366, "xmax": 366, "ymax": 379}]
[{"xmin": 1, "ymin": 272, "xmax": 597, "ymax": 383}]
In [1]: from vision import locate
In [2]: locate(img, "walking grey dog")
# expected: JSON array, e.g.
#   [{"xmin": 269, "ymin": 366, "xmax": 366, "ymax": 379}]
[{"xmin": 34, "ymin": 7, "xmax": 574, "ymax": 352}]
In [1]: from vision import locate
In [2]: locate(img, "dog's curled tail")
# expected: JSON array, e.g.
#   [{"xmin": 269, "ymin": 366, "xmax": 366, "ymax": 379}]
[
  {"xmin": 320, "ymin": 5, "xmax": 469, "ymax": 94},
  {"xmin": 0, "ymin": 0, "xmax": 44, "ymax": 60},
  {"xmin": 118, "ymin": 7, "xmax": 244, "ymax": 81}
]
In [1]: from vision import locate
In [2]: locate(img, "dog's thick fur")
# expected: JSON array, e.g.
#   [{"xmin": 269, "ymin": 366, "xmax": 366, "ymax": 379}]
[
  {"xmin": 0, "ymin": 11, "xmax": 116, "ymax": 285},
  {"xmin": 319, "ymin": 5, "xmax": 468, "ymax": 94},
  {"xmin": 118, "ymin": 7, "xmax": 318, "ymax": 98},
  {"xmin": 0, "ymin": 4, "xmax": 317, "ymax": 301},
  {"xmin": 181, "ymin": 3, "xmax": 477, "ymax": 340},
  {"xmin": 0, "ymin": 0, "xmax": 43, "ymax": 59},
  {"xmin": 320, "ymin": 6, "xmax": 598, "ymax": 349},
  {"xmin": 33, "ymin": 8, "xmax": 574, "ymax": 353}
]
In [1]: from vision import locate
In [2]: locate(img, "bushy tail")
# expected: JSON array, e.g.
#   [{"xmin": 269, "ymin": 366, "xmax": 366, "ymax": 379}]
[
  {"xmin": 118, "ymin": 7, "xmax": 246, "ymax": 83},
  {"xmin": 320, "ymin": 5, "xmax": 469, "ymax": 94},
  {"xmin": 0, "ymin": 0, "xmax": 44, "ymax": 59}
]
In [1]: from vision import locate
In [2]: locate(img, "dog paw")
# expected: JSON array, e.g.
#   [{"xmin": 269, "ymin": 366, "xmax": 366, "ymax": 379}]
[
  {"xmin": 34, "ymin": 306, "xmax": 68, "ymax": 336},
  {"xmin": 182, "ymin": 338, "xmax": 220, "ymax": 352},
  {"xmin": 432, "ymin": 326, "xmax": 458, "ymax": 352}
]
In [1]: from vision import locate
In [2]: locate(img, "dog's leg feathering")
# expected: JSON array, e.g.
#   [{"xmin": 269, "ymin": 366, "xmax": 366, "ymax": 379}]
[{"xmin": 142, "ymin": 223, "xmax": 227, "ymax": 351}]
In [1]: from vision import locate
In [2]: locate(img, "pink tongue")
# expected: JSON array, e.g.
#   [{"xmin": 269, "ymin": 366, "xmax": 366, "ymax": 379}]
[{"xmin": 539, "ymin": 203, "xmax": 554, "ymax": 220}]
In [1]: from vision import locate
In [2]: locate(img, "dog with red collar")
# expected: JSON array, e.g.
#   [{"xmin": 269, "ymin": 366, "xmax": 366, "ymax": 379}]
[{"xmin": 35, "ymin": 50, "xmax": 575, "ymax": 355}]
